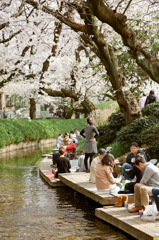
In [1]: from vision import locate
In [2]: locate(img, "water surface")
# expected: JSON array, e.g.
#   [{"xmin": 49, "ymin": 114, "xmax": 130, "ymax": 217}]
[{"xmin": 0, "ymin": 146, "xmax": 135, "ymax": 240}]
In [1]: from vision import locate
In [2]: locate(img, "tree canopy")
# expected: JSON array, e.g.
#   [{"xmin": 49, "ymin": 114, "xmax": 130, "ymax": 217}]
[{"xmin": 0, "ymin": 0, "xmax": 159, "ymax": 122}]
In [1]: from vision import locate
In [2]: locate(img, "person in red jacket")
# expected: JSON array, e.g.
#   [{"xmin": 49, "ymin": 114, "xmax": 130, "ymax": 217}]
[{"xmin": 66, "ymin": 139, "xmax": 77, "ymax": 153}]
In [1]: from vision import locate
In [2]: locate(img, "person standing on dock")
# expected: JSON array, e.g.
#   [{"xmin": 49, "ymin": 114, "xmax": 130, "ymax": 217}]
[
  {"xmin": 129, "ymin": 154, "xmax": 159, "ymax": 213},
  {"xmin": 80, "ymin": 117, "xmax": 99, "ymax": 172}
]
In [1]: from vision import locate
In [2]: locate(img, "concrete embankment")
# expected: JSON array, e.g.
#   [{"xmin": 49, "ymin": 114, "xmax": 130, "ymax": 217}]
[{"xmin": 0, "ymin": 138, "xmax": 56, "ymax": 155}]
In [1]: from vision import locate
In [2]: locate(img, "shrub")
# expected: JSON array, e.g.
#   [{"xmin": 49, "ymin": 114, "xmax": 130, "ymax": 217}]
[
  {"xmin": 142, "ymin": 102, "xmax": 159, "ymax": 119},
  {"xmin": 141, "ymin": 123, "xmax": 159, "ymax": 146},
  {"xmin": 140, "ymin": 123, "xmax": 159, "ymax": 160},
  {"xmin": 116, "ymin": 116, "xmax": 158, "ymax": 148},
  {"xmin": 97, "ymin": 111, "xmax": 126, "ymax": 147},
  {"xmin": 0, "ymin": 118, "xmax": 86, "ymax": 148},
  {"xmin": 145, "ymin": 140, "xmax": 159, "ymax": 160},
  {"xmin": 106, "ymin": 141, "xmax": 129, "ymax": 158}
]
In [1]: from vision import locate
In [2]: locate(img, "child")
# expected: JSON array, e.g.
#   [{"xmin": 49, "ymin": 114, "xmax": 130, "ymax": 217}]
[{"xmin": 78, "ymin": 150, "xmax": 85, "ymax": 172}]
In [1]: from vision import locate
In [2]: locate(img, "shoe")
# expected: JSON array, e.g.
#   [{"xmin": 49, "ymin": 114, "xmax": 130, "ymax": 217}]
[
  {"xmin": 114, "ymin": 196, "xmax": 123, "ymax": 207},
  {"xmin": 129, "ymin": 206, "xmax": 143, "ymax": 213},
  {"xmin": 85, "ymin": 169, "xmax": 90, "ymax": 173}
]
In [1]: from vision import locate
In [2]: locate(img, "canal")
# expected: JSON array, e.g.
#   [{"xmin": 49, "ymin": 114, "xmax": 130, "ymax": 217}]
[{"xmin": 0, "ymin": 146, "xmax": 135, "ymax": 240}]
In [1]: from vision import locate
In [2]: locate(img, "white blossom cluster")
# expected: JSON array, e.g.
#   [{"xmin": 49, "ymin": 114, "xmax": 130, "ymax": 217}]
[{"xmin": 0, "ymin": 0, "xmax": 158, "ymax": 106}]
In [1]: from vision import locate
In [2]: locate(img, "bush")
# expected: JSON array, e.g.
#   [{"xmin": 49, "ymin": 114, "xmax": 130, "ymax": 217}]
[
  {"xmin": 116, "ymin": 116, "xmax": 158, "ymax": 148},
  {"xmin": 145, "ymin": 140, "xmax": 159, "ymax": 160},
  {"xmin": 97, "ymin": 111, "xmax": 126, "ymax": 147},
  {"xmin": 0, "ymin": 118, "xmax": 86, "ymax": 148},
  {"xmin": 140, "ymin": 123, "xmax": 159, "ymax": 160},
  {"xmin": 142, "ymin": 102, "xmax": 159, "ymax": 119},
  {"xmin": 141, "ymin": 123, "xmax": 159, "ymax": 146},
  {"xmin": 106, "ymin": 141, "xmax": 129, "ymax": 158}
]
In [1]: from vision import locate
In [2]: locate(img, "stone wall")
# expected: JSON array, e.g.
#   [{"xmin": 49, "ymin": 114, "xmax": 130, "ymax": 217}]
[{"xmin": 0, "ymin": 138, "xmax": 57, "ymax": 154}]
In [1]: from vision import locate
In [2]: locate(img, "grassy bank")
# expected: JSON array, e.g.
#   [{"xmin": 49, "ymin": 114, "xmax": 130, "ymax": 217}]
[{"xmin": 0, "ymin": 118, "xmax": 86, "ymax": 148}]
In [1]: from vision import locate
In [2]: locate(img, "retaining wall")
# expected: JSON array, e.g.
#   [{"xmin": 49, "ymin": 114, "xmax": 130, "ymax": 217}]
[{"xmin": 0, "ymin": 138, "xmax": 57, "ymax": 154}]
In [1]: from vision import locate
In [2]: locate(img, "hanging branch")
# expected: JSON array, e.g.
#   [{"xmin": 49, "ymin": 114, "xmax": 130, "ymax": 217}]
[{"xmin": 123, "ymin": 0, "xmax": 133, "ymax": 15}]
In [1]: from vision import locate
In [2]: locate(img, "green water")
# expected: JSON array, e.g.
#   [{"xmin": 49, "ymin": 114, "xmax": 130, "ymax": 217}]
[{"xmin": 0, "ymin": 146, "xmax": 135, "ymax": 240}]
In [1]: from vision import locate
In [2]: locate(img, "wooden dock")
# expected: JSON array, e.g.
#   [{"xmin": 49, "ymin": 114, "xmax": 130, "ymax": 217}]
[
  {"xmin": 58, "ymin": 172, "xmax": 134, "ymax": 205},
  {"xmin": 39, "ymin": 156, "xmax": 65, "ymax": 187},
  {"xmin": 39, "ymin": 157, "xmax": 159, "ymax": 239},
  {"xmin": 39, "ymin": 155, "xmax": 80, "ymax": 187},
  {"xmin": 95, "ymin": 206, "xmax": 159, "ymax": 240}
]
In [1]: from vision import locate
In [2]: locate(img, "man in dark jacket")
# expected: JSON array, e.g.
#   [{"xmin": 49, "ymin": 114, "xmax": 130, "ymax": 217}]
[
  {"xmin": 122, "ymin": 142, "xmax": 147, "ymax": 180},
  {"xmin": 145, "ymin": 90, "xmax": 156, "ymax": 105},
  {"xmin": 122, "ymin": 142, "xmax": 147, "ymax": 193}
]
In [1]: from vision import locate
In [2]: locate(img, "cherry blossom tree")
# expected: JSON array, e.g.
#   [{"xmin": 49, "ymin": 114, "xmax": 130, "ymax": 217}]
[
  {"xmin": 0, "ymin": 1, "xmax": 107, "ymax": 119},
  {"xmin": 0, "ymin": 0, "xmax": 159, "ymax": 123}
]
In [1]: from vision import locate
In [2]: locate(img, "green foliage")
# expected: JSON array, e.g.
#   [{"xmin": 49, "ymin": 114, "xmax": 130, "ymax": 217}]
[
  {"xmin": 97, "ymin": 111, "xmax": 126, "ymax": 147},
  {"xmin": 7, "ymin": 94, "xmax": 26, "ymax": 110},
  {"xmin": 105, "ymin": 141, "xmax": 129, "ymax": 159},
  {"xmin": 96, "ymin": 100, "xmax": 117, "ymax": 110},
  {"xmin": 0, "ymin": 118, "xmax": 86, "ymax": 149},
  {"xmin": 76, "ymin": 138, "xmax": 85, "ymax": 154},
  {"xmin": 141, "ymin": 102, "xmax": 159, "ymax": 119},
  {"xmin": 141, "ymin": 123, "xmax": 159, "ymax": 146},
  {"xmin": 145, "ymin": 140, "xmax": 159, "ymax": 160},
  {"xmin": 116, "ymin": 116, "xmax": 158, "ymax": 148}
]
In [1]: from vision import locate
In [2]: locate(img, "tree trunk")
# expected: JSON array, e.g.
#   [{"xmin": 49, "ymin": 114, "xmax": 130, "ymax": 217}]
[
  {"xmin": 84, "ymin": 13, "xmax": 141, "ymax": 124},
  {"xmin": 75, "ymin": 111, "xmax": 80, "ymax": 119},
  {"xmin": 29, "ymin": 97, "xmax": 36, "ymax": 120},
  {"xmin": 40, "ymin": 88, "xmax": 96, "ymax": 117},
  {"xmin": 88, "ymin": 0, "xmax": 159, "ymax": 83}
]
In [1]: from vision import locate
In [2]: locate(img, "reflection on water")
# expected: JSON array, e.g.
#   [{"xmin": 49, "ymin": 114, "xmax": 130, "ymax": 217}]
[{"xmin": 0, "ymin": 146, "xmax": 135, "ymax": 240}]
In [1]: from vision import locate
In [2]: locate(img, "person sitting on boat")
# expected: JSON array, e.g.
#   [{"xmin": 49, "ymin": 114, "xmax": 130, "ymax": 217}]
[
  {"xmin": 54, "ymin": 146, "xmax": 71, "ymax": 178},
  {"xmin": 95, "ymin": 152, "xmax": 121, "ymax": 194},
  {"xmin": 129, "ymin": 154, "xmax": 159, "ymax": 213},
  {"xmin": 90, "ymin": 148, "xmax": 106, "ymax": 183}
]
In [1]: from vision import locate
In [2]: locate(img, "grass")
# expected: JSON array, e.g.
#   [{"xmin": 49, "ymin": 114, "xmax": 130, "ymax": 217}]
[
  {"xmin": 96, "ymin": 100, "xmax": 117, "ymax": 110},
  {"xmin": 93, "ymin": 101, "xmax": 118, "ymax": 126}
]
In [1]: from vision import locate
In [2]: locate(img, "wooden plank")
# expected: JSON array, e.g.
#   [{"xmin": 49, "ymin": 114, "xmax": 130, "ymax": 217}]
[
  {"xmin": 95, "ymin": 206, "xmax": 159, "ymax": 240},
  {"xmin": 38, "ymin": 157, "xmax": 65, "ymax": 187},
  {"xmin": 58, "ymin": 172, "xmax": 134, "ymax": 205}
]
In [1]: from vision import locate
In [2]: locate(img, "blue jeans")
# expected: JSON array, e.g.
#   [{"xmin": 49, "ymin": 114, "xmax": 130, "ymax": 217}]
[
  {"xmin": 122, "ymin": 163, "xmax": 132, "ymax": 180},
  {"xmin": 152, "ymin": 188, "xmax": 159, "ymax": 211}
]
